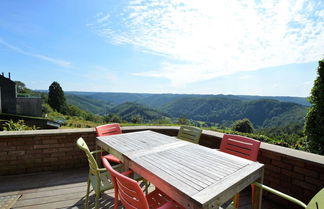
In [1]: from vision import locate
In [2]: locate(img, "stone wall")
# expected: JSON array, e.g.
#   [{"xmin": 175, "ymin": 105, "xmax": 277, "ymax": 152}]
[
  {"xmin": 0, "ymin": 129, "xmax": 95, "ymax": 175},
  {"xmin": 258, "ymin": 143, "xmax": 324, "ymax": 208},
  {"xmin": 0, "ymin": 127, "xmax": 323, "ymax": 208}
]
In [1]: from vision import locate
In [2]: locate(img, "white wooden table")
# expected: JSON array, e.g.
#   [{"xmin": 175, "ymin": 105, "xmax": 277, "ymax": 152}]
[{"xmin": 97, "ymin": 130, "xmax": 264, "ymax": 209}]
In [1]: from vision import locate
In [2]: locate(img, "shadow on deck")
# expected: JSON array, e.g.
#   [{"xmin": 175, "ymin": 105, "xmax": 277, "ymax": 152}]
[{"xmin": 0, "ymin": 168, "xmax": 282, "ymax": 209}]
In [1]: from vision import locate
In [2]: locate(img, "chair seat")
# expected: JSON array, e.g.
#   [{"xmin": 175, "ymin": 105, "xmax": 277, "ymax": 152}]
[
  {"xmin": 103, "ymin": 154, "xmax": 122, "ymax": 164},
  {"xmin": 89, "ymin": 171, "xmax": 114, "ymax": 193},
  {"xmin": 146, "ymin": 189, "xmax": 184, "ymax": 209}
]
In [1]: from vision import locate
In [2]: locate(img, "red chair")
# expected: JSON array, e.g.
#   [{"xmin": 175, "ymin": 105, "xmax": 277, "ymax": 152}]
[
  {"xmin": 102, "ymin": 157, "xmax": 184, "ymax": 209},
  {"xmin": 220, "ymin": 134, "xmax": 261, "ymax": 208},
  {"xmin": 96, "ymin": 123, "xmax": 122, "ymax": 164}
]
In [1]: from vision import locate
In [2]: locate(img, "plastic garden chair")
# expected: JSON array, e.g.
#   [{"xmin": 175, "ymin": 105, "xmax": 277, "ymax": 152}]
[
  {"xmin": 101, "ymin": 156, "xmax": 184, "ymax": 209},
  {"xmin": 96, "ymin": 123, "xmax": 122, "ymax": 136},
  {"xmin": 96, "ymin": 123, "xmax": 150, "ymax": 193},
  {"xmin": 253, "ymin": 182, "xmax": 324, "ymax": 209},
  {"xmin": 76, "ymin": 137, "xmax": 123, "ymax": 209},
  {"xmin": 95, "ymin": 123, "xmax": 122, "ymax": 164},
  {"xmin": 220, "ymin": 134, "xmax": 261, "ymax": 208},
  {"xmin": 177, "ymin": 125, "xmax": 202, "ymax": 144}
]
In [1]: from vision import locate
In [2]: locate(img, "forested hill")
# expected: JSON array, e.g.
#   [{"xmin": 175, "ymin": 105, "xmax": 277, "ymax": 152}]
[
  {"xmin": 63, "ymin": 91, "xmax": 308, "ymax": 128},
  {"xmin": 64, "ymin": 91, "xmax": 310, "ymax": 107},
  {"xmin": 110, "ymin": 102, "xmax": 167, "ymax": 122},
  {"xmin": 161, "ymin": 97, "xmax": 307, "ymax": 128}
]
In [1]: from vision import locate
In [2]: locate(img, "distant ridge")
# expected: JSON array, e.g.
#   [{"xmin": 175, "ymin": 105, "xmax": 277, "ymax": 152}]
[
  {"xmin": 61, "ymin": 91, "xmax": 309, "ymax": 107},
  {"xmin": 57, "ymin": 91, "xmax": 308, "ymax": 129}
]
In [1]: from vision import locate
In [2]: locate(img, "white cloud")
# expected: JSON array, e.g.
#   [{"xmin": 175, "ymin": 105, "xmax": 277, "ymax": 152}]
[
  {"xmin": 0, "ymin": 38, "xmax": 72, "ymax": 68},
  {"xmin": 90, "ymin": 0, "xmax": 324, "ymax": 86},
  {"xmin": 97, "ymin": 13, "xmax": 110, "ymax": 23}
]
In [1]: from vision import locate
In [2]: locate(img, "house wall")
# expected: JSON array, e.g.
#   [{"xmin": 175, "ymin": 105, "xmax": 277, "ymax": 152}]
[
  {"xmin": 0, "ymin": 75, "xmax": 16, "ymax": 114},
  {"xmin": 16, "ymin": 97, "xmax": 42, "ymax": 117},
  {"xmin": 0, "ymin": 127, "xmax": 323, "ymax": 208}
]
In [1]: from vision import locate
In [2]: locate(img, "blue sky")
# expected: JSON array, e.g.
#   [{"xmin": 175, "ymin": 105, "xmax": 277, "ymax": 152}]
[{"xmin": 0, "ymin": 0, "xmax": 323, "ymax": 97}]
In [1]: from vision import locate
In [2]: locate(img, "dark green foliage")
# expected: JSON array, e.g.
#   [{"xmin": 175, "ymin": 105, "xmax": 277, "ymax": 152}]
[
  {"xmin": 305, "ymin": 59, "xmax": 324, "ymax": 154},
  {"xmin": 48, "ymin": 82, "xmax": 66, "ymax": 113},
  {"xmin": 232, "ymin": 118, "xmax": 254, "ymax": 133}
]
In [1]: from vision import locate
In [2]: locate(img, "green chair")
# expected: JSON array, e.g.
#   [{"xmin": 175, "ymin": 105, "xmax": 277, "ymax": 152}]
[
  {"xmin": 76, "ymin": 137, "xmax": 123, "ymax": 209},
  {"xmin": 177, "ymin": 125, "xmax": 202, "ymax": 144},
  {"xmin": 253, "ymin": 182, "xmax": 324, "ymax": 209}
]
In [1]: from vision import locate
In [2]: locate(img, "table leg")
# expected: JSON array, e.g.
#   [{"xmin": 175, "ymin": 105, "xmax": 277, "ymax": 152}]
[
  {"xmin": 252, "ymin": 169, "xmax": 264, "ymax": 209},
  {"xmin": 123, "ymin": 158, "xmax": 135, "ymax": 178}
]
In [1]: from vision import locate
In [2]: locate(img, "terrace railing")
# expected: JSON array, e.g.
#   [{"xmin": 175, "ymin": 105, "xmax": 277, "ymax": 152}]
[{"xmin": 0, "ymin": 126, "xmax": 323, "ymax": 208}]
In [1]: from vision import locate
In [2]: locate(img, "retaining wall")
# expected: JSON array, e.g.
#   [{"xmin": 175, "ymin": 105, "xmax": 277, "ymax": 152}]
[{"xmin": 0, "ymin": 127, "xmax": 323, "ymax": 208}]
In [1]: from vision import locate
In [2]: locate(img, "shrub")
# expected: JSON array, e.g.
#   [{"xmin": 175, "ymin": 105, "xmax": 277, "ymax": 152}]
[
  {"xmin": 3, "ymin": 120, "xmax": 37, "ymax": 131},
  {"xmin": 232, "ymin": 118, "xmax": 254, "ymax": 133}
]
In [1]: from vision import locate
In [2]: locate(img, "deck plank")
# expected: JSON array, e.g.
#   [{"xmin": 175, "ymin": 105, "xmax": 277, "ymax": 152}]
[{"xmin": 0, "ymin": 167, "xmax": 282, "ymax": 209}]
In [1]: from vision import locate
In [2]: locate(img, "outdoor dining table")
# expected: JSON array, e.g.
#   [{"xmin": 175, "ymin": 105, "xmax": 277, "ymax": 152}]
[{"xmin": 96, "ymin": 130, "xmax": 264, "ymax": 209}]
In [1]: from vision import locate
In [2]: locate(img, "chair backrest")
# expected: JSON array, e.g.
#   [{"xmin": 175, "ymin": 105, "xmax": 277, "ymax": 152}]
[
  {"xmin": 96, "ymin": 123, "xmax": 122, "ymax": 137},
  {"xmin": 177, "ymin": 125, "xmax": 202, "ymax": 144},
  {"xmin": 102, "ymin": 157, "xmax": 149, "ymax": 209},
  {"xmin": 76, "ymin": 137, "xmax": 99, "ymax": 174},
  {"xmin": 220, "ymin": 134, "xmax": 261, "ymax": 161},
  {"xmin": 307, "ymin": 188, "xmax": 324, "ymax": 209}
]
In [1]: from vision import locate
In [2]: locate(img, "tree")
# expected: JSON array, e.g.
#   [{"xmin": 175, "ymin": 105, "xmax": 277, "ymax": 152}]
[
  {"xmin": 104, "ymin": 114, "xmax": 121, "ymax": 123},
  {"xmin": 304, "ymin": 59, "xmax": 324, "ymax": 154},
  {"xmin": 48, "ymin": 81, "xmax": 66, "ymax": 113},
  {"xmin": 15, "ymin": 81, "xmax": 36, "ymax": 95},
  {"xmin": 232, "ymin": 118, "xmax": 254, "ymax": 133},
  {"xmin": 178, "ymin": 115, "xmax": 189, "ymax": 125},
  {"xmin": 15, "ymin": 81, "xmax": 29, "ymax": 93},
  {"xmin": 131, "ymin": 114, "xmax": 143, "ymax": 123}
]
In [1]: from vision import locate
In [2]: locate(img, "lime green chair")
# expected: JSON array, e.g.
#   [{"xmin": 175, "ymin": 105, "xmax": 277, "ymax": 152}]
[
  {"xmin": 177, "ymin": 125, "xmax": 202, "ymax": 144},
  {"xmin": 253, "ymin": 182, "xmax": 324, "ymax": 209},
  {"xmin": 77, "ymin": 137, "xmax": 123, "ymax": 209}
]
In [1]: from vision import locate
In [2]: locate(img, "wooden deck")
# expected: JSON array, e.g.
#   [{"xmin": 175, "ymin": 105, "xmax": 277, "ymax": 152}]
[{"xmin": 0, "ymin": 167, "xmax": 282, "ymax": 209}]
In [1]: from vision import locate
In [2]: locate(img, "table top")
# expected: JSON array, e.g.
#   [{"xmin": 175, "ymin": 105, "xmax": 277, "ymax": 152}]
[{"xmin": 97, "ymin": 130, "xmax": 264, "ymax": 209}]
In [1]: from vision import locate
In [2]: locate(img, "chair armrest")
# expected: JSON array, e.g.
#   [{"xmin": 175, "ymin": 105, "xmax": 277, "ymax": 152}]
[
  {"xmin": 90, "ymin": 149, "xmax": 104, "ymax": 155},
  {"xmin": 98, "ymin": 168, "xmax": 107, "ymax": 172},
  {"xmin": 98, "ymin": 163, "xmax": 124, "ymax": 175},
  {"xmin": 253, "ymin": 182, "xmax": 307, "ymax": 208}
]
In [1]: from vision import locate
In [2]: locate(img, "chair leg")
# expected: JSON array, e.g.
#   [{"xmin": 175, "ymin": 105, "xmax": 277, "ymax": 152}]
[
  {"xmin": 251, "ymin": 184, "xmax": 255, "ymax": 202},
  {"xmin": 95, "ymin": 183, "xmax": 101, "ymax": 209},
  {"xmin": 231, "ymin": 193, "xmax": 239, "ymax": 209},
  {"xmin": 235, "ymin": 193, "xmax": 240, "ymax": 208},
  {"xmin": 143, "ymin": 179, "xmax": 150, "ymax": 195},
  {"xmin": 95, "ymin": 193, "xmax": 100, "ymax": 209},
  {"xmin": 114, "ymin": 186, "xmax": 119, "ymax": 209},
  {"xmin": 84, "ymin": 177, "xmax": 91, "ymax": 209}
]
